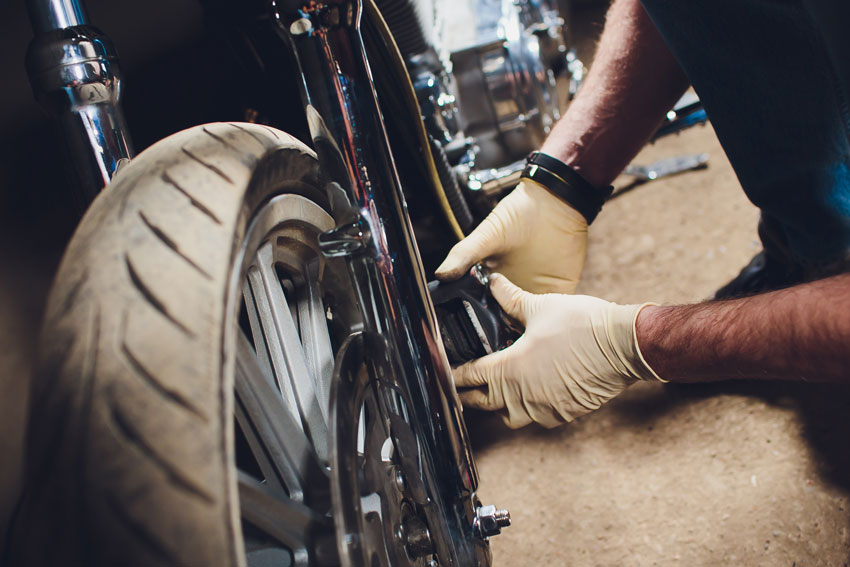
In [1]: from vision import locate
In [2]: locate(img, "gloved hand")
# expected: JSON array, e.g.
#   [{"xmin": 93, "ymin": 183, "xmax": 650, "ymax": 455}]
[
  {"xmin": 435, "ymin": 180, "xmax": 587, "ymax": 294},
  {"xmin": 453, "ymin": 274, "xmax": 663, "ymax": 428}
]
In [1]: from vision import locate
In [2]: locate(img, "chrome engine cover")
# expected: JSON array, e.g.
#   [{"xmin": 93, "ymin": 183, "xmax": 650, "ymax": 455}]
[
  {"xmin": 447, "ymin": 0, "xmax": 563, "ymax": 169},
  {"xmin": 376, "ymin": 0, "xmax": 573, "ymax": 217}
]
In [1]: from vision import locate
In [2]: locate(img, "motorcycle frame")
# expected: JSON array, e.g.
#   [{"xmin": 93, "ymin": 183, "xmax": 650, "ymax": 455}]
[{"xmin": 25, "ymin": 0, "xmax": 488, "ymax": 564}]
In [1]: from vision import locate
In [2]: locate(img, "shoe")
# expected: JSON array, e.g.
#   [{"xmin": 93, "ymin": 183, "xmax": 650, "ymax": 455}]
[
  {"xmin": 713, "ymin": 251, "xmax": 802, "ymax": 299},
  {"xmin": 715, "ymin": 215, "xmax": 850, "ymax": 300}
]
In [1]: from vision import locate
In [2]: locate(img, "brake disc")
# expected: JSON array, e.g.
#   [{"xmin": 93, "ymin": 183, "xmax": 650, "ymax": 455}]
[{"xmin": 330, "ymin": 333, "xmax": 447, "ymax": 567}]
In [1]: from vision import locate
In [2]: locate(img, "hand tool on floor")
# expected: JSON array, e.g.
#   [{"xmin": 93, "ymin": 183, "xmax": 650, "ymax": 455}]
[{"xmin": 625, "ymin": 152, "xmax": 710, "ymax": 181}]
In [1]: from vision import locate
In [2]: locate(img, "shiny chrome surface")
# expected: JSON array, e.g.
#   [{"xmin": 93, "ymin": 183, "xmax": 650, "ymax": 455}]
[
  {"xmin": 26, "ymin": 6, "xmax": 133, "ymax": 202},
  {"xmin": 565, "ymin": 47, "xmax": 586, "ymax": 100},
  {"xmin": 26, "ymin": 0, "xmax": 89, "ymax": 34},
  {"xmin": 449, "ymin": 0, "xmax": 560, "ymax": 169},
  {"xmin": 517, "ymin": 0, "xmax": 566, "ymax": 73},
  {"xmin": 624, "ymin": 152, "xmax": 710, "ymax": 182},
  {"xmin": 472, "ymin": 505, "xmax": 511, "ymax": 539},
  {"xmin": 268, "ymin": 0, "xmax": 489, "ymax": 563},
  {"xmin": 413, "ymin": 70, "xmax": 461, "ymax": 145},
  {"xmin": 461, "ymin": 157, "xmax": 525, "ymax": 201}
]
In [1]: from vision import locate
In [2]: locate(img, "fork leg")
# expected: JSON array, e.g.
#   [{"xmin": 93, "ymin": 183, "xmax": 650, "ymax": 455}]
[{"xmin": 26, "ymin": 0, "xmax": 134, "ymax": 205}]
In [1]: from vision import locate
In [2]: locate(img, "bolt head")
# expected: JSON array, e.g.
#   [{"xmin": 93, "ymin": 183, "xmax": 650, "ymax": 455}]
[
  {"xmin": 474, "ymin": 504, "xmax": 511, "ymax": 539},
  {"xmin": 394, "ymin": 467, "xmax": 405, "ymax": 492}
]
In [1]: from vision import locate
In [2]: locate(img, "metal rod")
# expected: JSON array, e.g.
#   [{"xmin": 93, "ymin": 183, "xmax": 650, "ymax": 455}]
[
  {"xmin": 26, "ymin": 0, "xmax": 134, "ymax": 203},
  {"xmin": 26, "ymin": 0, "xmax": 90, "ymax": 34}
]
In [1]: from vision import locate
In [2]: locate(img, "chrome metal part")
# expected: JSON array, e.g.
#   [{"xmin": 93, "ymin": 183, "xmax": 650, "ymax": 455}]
[
  {"xmin": 469, "ymin": 263, "xmax": 490, "ymax": 286},
  {"xmin": 25, "ymin": 19, "xmax": 133, "ymax": 201},
  {"xmin": 624, "ymin": 152, "xmax": 710, "ymax": 181},
  {"xmin": 472, "ymin": 505, "xmax": 511, "ymax": 539},
  {"xmin": 318, "ymin": 217, "xmax": 372, "ymax": 258},
  {"xmin": 462, "ymin": 157, "xmax": 526, "ymax": 201},
  {"xmin": 565, "ymin": 47, "xmax": 586, "ymax": 100},
  {"xmin": 413, "ymin": 70, "xmax": 461, "ymax": 145},
  {"xmin": 393, "ymin": 466, "xmax": 406, "ymax": 492},
  {"xmin": 448, "ymin": 0, "xmax": 561, "ymax": 169},
  {"xmin": 26, "ymin": 0, "xmax": 89, "ymax": 34},
  {"xmin": 267, "ymin": 0, "xmax": 489, "ymax": 562},
  {"xmin": 517, "ymin": 0, "xmax": 567, "ymax": 73}
]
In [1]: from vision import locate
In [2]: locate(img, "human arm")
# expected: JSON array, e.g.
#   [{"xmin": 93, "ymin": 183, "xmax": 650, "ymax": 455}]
[
  {"xmin": 436, "ymin": 0, "xmax": 690, "ymax": 292},
  {"xmin": 454, "ymin": 274, "xmax": 850, "ymax": 428},
  {"xmin": 541, "ymin": 0, "xmax": 690, "ymax": 187},
  {"xmin": 637, "ymin": 273, "xmax": 850, "ymax": 382}
]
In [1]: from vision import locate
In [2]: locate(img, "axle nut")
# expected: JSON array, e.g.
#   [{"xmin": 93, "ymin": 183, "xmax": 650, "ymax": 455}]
[{"xmin": 473, "ymin": 504, "xmax": 511, "ymax": 539}]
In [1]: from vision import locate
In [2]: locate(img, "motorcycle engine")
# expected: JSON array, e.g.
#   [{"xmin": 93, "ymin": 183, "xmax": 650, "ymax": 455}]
[
  {"xmin": 375, "ymin": 0, "xmax": 574, "ymax": 217},
  {"xmin": 445, "ymin": 0, "xmax": 563, "ymax": 169}
]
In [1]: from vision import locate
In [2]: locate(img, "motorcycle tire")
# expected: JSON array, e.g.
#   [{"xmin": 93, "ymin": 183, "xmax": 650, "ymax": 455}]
[{"xmin": 10, "ymin": 122, "xmax": 358, "ymax": 566}]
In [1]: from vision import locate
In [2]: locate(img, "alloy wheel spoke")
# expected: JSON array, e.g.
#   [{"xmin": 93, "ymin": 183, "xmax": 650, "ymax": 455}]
[
  {"xmin": 238, "ymin": 472, "xmax": 336, "ymax": 567},
  {"xmin": 248, "ymin": 242, "xmax": 329, "ymax": 463},
  {"xmin": 235, "ymin": 332, "xmax": 326, "ymax": 504},
  {"xmin": 297, "ymin": 259, "xmax": 334, "ymax": 426},
  {"xmin": 242, "ymin": 280, "xmax": 276, "ymax": 392},
  {"xmin": 246, "ymin": 258, "xmax": 302, "ymax": 427}
]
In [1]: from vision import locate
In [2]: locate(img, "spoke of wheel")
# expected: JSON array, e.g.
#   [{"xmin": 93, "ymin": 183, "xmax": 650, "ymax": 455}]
[
  {"xmin": 235, "ymin": 332, "xmax": 326, "ymax": 504},
  {"xmin": 248, "ymin": 242, "xmax": 329, "ymax": 463},
  {"xmin": 241, "ymin": 280, "xmax": 276, "ymax": 392},
  {"xmin": 234, "ymin": 399, "xmax": 286, "ymax": 496},
  {"xmin": 238, "ymin": 472, "xmax": 334, "ymax": 567},
  {"xmin": 246, "ymin": 265, "xmax": 301, "ymax": 427},
  {"xmin": 297, "ymin": 259, "xmax": 333, "ymax": 425}
]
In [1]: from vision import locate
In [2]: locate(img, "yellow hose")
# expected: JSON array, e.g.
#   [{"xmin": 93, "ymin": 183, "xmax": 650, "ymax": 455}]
[{"xmin": 363, "ymin": 0, "xmax": 466, "ymax": 241}]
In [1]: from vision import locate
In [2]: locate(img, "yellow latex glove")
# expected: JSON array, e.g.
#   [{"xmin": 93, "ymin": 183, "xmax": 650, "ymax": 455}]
[
  {"xmin": 454, "ymin": 274, "xmax": 663, "ymax": 428},
  {"xmin": 435, "ymin": 180, "xmax": 587, "ymax": 294}
]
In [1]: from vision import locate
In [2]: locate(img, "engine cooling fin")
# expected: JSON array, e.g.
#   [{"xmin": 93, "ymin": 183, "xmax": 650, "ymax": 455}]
[{"xmin": 374, "ymin": 0, "xmax": 432, "ymax": 58}]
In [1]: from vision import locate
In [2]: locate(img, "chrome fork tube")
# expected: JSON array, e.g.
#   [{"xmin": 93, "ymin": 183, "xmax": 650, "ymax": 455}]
[
  {"xmin": 268, "ymin": 1, "xmax": 486, "ymax": 563},
  {"xmin": 26, "ymin": 0, "xmax": 134, "ymax": 203},
  {"xmin": 26, "ymin": 0, "xmax": 89, "ymax": 34}
]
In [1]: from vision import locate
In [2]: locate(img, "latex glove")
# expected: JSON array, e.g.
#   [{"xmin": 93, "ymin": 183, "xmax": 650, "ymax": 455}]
[
  {"xmin": 454, "ymin": 274, "xmax": 663, "ymax": 428},
  {"xmin": 435, "ymin": 180, "xmax": 587, "ymax": 294}
]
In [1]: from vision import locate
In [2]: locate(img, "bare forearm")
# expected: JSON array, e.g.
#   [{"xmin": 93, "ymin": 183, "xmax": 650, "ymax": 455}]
[
  {"xmin": 636, "ymin": 274, "xmax": 850, "ymax": 382},
  {"xmin": 541, "ymin": 0, "xmax": 689, "ymax": 188}
]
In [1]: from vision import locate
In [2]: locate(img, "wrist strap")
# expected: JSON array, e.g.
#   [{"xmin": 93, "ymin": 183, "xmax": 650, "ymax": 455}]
[{"xmin": 521, "ymin": 151, "xmax": 613, "ymax": 224}]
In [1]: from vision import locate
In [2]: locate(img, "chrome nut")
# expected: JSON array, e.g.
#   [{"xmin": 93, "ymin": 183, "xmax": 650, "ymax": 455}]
[{"xmin": 473, "ymin": 504, "xmax": 511, "ymax": 539}]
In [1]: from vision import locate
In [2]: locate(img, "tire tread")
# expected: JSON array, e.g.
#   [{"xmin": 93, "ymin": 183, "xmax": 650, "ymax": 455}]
[{"xmin": 12, "ymin": 123, "xmax": 320, "ymax": 566}]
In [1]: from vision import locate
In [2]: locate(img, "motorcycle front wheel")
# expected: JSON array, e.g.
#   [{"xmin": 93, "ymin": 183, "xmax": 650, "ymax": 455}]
[{"xmin": 12, "ymin": 123, "xmax": 442, "ymax": 566}]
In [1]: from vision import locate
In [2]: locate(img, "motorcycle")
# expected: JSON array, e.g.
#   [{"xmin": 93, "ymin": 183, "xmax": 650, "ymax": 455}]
[{"xmin": 8, "ymin": 0, "xmax": 581, "ymax": 564}]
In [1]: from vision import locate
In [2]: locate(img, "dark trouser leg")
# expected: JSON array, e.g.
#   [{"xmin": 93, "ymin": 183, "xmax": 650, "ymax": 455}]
[{"xmin": 640, "ymin": 0, "xmax": 850, "ymax": 293}]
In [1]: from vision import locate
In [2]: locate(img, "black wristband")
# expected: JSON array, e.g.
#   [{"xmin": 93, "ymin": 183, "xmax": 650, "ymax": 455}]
[{"xmin": 520, "ymin": 151, "xmax": 613, "ymax": 224}]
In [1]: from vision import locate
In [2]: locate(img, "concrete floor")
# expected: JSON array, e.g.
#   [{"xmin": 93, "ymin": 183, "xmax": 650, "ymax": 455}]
[{"xmin": 470, "ymin": 121, "xmax": 850, "ymax": 566}]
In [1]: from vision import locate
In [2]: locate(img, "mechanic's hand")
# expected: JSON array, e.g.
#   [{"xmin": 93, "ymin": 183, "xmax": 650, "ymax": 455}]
[
  {"xmin": 453, "ymin": 274, "xmax": 663, "ymax": 428},
  {"xmin": 435, "ymin": 180, "xmax": 587, "ymax": 294}
]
